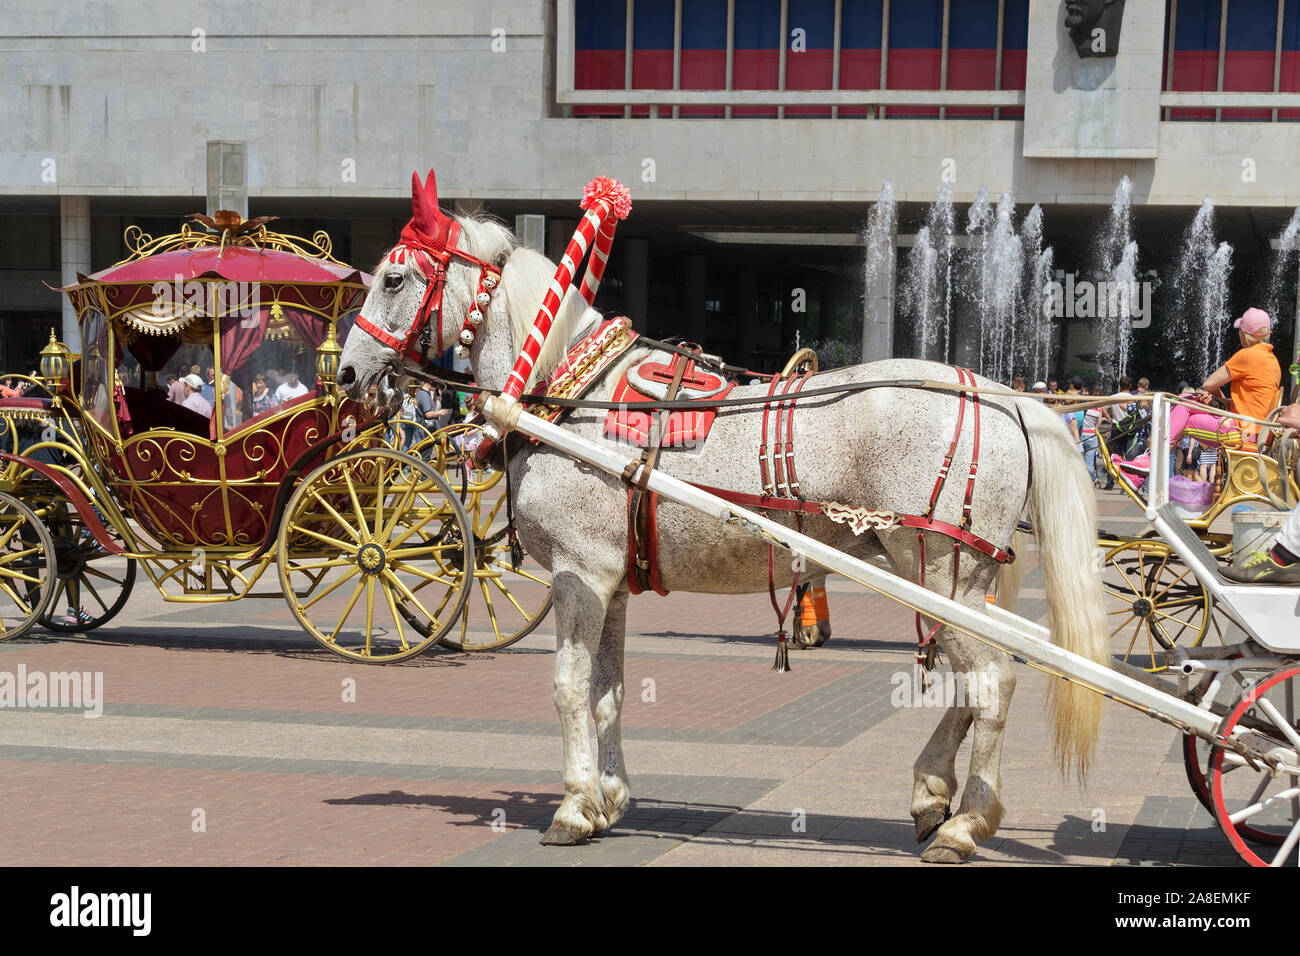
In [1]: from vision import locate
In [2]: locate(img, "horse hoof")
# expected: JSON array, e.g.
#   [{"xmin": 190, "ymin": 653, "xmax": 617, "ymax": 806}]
[
  {"xmin": 539, "ymin": 824, "xmax": 587, "ymax": 846},
  {"xmin": 913, "ymin": 807, "xmax": 950, "ymax": 844},
  {"xmin": 920, "ymin": 844, "xmax": 967, "ymax": 864}
]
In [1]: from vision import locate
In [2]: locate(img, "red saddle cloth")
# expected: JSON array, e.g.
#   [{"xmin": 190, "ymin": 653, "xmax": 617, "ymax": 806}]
[{"xmin": 603, "ymin": 353, "xmax": 734, "ymax": 448}]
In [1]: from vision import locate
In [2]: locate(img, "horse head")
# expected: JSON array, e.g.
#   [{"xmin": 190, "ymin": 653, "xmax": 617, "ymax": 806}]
[{"xmin": 338, "ymin": 169, "xmax": 511, "ymax": 413}]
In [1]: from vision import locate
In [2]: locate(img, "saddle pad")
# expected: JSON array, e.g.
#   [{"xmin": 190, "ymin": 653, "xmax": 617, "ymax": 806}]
[
  {"xmin": 523, "ymin": 317, "xmax": 638, "ymax": 425},
  {"xmin": 603, "ymin": 351, "xmax": 734, "ymax": 449}
]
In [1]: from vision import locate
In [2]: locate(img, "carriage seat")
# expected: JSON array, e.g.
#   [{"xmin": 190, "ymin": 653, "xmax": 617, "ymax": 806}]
[{"xmin": 120, "ymin": 386, "xmax": 210, "ymax": 439}]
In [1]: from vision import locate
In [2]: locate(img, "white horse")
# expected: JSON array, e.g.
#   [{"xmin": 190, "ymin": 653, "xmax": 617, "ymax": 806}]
[{"xmin": 338, "ymin": 181, "xmax": 1108, "ymax": 862}]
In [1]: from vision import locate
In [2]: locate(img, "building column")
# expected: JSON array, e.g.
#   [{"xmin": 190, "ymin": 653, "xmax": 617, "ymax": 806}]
[
  {"xmin": 685, "ymin": 253, "xmax": 707, "ymax": 345},
  {"xmin": 736, "ymin": 265, "xmax": 758, "ymax": 368},
  {"xmin": 623, "ymin": 238, "xmax": 649, "ymax": 332},
  {"xmin": 59, "ymin": 195, "xmax": 90, "ymax": 352}
]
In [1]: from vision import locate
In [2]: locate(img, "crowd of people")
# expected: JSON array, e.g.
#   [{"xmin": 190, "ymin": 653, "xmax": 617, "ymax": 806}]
[
  {"xmin": 1010, "ymin": 305, "xmax": 1297, "ymax": 584},
  {"xmin": 161, "ymin": 364, "xmax": 311, "ymax": 427}
]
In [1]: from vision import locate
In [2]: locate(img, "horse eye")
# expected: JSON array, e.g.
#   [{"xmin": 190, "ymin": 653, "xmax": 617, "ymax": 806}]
[{"xmin": 384, "ymin": 271, "xmax": 403, "ymax": 293}]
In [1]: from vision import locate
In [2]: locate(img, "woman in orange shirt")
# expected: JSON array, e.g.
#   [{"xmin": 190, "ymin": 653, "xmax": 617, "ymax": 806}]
[{"xmin": 1199, "ymin": 307, "xmax": 1283, "ymax": 447}]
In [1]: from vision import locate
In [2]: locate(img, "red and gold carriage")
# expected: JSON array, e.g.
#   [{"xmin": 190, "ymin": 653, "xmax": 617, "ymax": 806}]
[{"xmin": 0, "ymin": 216, "xmax": 549, "ymax": 661}]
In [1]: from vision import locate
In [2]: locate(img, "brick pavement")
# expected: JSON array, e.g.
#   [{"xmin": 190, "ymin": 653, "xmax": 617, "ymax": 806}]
[{"xmin": 0, "ymin": 487, "xmax": 1267, "ymax": 866}]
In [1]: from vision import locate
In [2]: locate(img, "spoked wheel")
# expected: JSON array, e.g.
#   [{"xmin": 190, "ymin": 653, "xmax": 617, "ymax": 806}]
[
  {"xmin": 37, "ymin": 501, "xmax": 136, "ymax": 633},
  {"xmin": 1209, "ymin": 665, "xmax": 1300, "ymax": 865},
  {"xmin": 1100, "ymin": 539, "xmax": 1217, "ymax": 672},
  {"xmin": 436, "ymin": 460, "xmax": 553, "ymax": 652},
  {"xmin": 277, "ymin": 448, "xmax": 475, "ymax": 664},
  {"xmin": 0, "ymin": 492, "xmax": 57, "ymax": 641}
]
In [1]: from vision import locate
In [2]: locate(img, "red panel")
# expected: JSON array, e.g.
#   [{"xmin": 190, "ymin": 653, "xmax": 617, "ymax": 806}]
[
  {"xmin": 631, "ymin": 50, "xmax": 674, "ymax": 117},
  {"xmin": 1222, "ymin": 50, "xmax": 1275, "ymax": 119},
  {"xmin": 1170, "ymin": 50, "xmax": 1219, "ymax": 119},
  {"xmin": 680, "ymin": 49, "xmax": 726, "ymax": 117},
  {"xmin": 733, "ymin": 49, "xmax": 780, "ymax": 116},
  {"xmin": 946, "ymin": 49, "xmax": 996, "ymax": 118},
  {"xmin": 787, "ymin": 49, "xmax": 834, "ymax": 116},
  {"xmin": 574, "ymin": 50, "xmax": 626, "ymax": 117},
  {"xmin": 885, "ymin": 49, "xmax": 941, "ymax": 117},
  {"xmin": 838, "ymin": 49, "xmax": 881, "ymax": 116},
  {"xmin": 999, "ymin": 48, "xmax": 1026, "ymax": 117},
  {"xmin": 1281, "ymin": 51, "xmax": 1300, "ymax": 119}
]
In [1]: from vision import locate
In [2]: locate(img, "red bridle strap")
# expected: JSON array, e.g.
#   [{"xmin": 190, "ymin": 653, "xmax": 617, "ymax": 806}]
[{"xmin": 355, "ymin": 222, "xmax": 502, "ymax": 363}]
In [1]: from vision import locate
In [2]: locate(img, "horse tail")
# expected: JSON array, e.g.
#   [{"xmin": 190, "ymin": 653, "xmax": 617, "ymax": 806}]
[
  {"xmin": 1019, "ymin": 399, "xmax": 1107, "ymax": 777},
  {"xmin": 993, "ymin": 529, "xmax": 1029, "ymax": 613}
]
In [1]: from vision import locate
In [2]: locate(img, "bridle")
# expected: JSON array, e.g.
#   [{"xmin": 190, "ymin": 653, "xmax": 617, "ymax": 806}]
[{"xmin": 354, "ymin": 223, "xmax": 503, "ymax": 364}]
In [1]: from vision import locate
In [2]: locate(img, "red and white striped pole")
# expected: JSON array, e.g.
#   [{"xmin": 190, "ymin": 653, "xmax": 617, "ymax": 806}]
[
  {"xmin": 500, "ymin": 177, "xmax": 631, "ymax": 401},
  {"xmin": 478, "ymin": 177, "xmax": 630, "ymax": 455}
]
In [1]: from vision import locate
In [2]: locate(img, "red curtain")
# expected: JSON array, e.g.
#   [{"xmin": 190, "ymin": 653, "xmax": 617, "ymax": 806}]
[
  {"xmin": 283, "ymin": 307, "xmax": 326, "ymax": 352},
  {"xmin": 220, "ymin": 307, "xmax": 272, "ymax": 385}
]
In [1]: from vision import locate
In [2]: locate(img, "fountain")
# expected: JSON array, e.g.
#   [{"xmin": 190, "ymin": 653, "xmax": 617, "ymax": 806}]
[
  {"xmin": 862, "ymin": 181, "xmax": 897, "ymax": 362},
  {"xmin": 1020, "ymin": 205, "xmax": 1053, "ymax": 383},
  {"xmin": 898, "ymin": 182, "xmax": 954, "ymax": 361},
  {"xmin": 1168, "ymin": 197, "xmax": 1233, "ymax": 383},
  {"xmin": 1266, "ymin": 206, "xmax": 1300, "ymax": 319},
  {"xmin": 1092, "ymin": 176, "xmax": 1136, "ymax": 386}
]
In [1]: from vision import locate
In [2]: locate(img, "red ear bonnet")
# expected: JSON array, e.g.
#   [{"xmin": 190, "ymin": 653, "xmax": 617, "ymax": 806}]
[{"xmin": 399, "ymin": 169, "xmax": 457, "ymax": 255}]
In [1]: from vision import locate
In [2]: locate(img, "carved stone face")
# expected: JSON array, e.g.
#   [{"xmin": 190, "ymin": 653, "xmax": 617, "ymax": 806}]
[{"xmin": 1063, "ymin": 0, "xmax": 1125, "ymax": 58}]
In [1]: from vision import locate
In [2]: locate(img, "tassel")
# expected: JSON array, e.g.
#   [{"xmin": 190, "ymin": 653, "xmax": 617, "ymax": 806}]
[{"xmin": 772, "ymin": 631, "xmax": 792, "ymax": 673}]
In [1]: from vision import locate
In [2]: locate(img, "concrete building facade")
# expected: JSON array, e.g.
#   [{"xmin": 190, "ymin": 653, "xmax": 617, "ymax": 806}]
[{"xmin": 2, "ymin": 0, "xmax": 1299, "ymax": 385}]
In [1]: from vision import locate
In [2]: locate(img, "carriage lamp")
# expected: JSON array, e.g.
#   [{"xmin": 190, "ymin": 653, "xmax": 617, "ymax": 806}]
[
  {"xmin": 316, "ymin": 323, "xmax": 342, "ymax": 387},
  {"xmin": 39, "ymin": 329, "xmax": 71, "ymax": 387}
]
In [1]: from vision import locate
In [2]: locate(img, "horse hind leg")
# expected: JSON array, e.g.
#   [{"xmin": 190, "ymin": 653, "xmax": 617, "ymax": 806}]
[
  {"xmin": 540, "ymin": 571, "xmax": 610, "ymax": 846},
  {"xmin": 589, "ymin": 591, "xmax": 630, "ymax": 831},
  {"xmin": 920, "ymin": 633, "xmax": 1016, "ymax": 864},
  {"xmin": 911, "ymin": 702, "xmax": 974, "ymax": 844}
]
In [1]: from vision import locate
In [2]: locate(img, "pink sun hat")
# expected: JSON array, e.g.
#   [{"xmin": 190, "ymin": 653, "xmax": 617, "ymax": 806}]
[{"xmin": 1234, "ymin": 307, "xmax": 1272, "ymax": 335}]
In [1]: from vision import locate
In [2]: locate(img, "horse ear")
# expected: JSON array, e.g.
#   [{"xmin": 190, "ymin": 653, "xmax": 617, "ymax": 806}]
[{"xmin": 408, "ymin": 169, "xmax": 440, "ymax": 240}]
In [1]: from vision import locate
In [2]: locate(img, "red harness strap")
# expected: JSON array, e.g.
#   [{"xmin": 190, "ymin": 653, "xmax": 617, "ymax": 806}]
[{"xmin": 914, "ymin": 366, "xmax": 984, "ymax": 671}]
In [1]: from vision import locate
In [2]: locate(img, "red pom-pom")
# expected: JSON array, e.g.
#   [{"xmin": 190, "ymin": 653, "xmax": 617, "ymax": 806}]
[{"xmin": 580, "ymin": 177, "xmax": 632, "ymax": 221}]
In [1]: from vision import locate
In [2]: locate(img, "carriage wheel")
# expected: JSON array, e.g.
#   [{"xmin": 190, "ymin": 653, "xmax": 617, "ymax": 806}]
[
  {"xmin": 0, "ymin": 492, "xmax": 57, "ymax": 641},
  {"xmin": 1100, "ymin": 539, "xmax": 1215, "ymax": 672},
  {"xmin": 1209, "ymin": 665, "xmax": 1300, "ymax": 865},
  {"xmin": 435, "ymin": 461, "xmax": 552, "ymax": 652},
  {"xmin": 277, "ymin": 448, "xmax": 475, "ymax": 664},
  {"xmin": 37, "ymin": 501, "xmax": 136, "ymax": 633}
]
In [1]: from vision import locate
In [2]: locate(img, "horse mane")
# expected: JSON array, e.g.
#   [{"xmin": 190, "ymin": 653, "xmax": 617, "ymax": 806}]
[{"xmin": 454, "ymin": 212, "xmax": 600, "ymax": 390}]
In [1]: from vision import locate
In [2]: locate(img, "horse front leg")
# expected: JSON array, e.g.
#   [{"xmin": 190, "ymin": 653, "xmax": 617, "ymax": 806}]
[
  {"xmin": 590, "ymin": 590, "xmax": 630, "ymax": 831},
  {"xmin": 921, "ymin": 636, "xmax": 1015, "ymax": 864},
  {"xmin": 541, "ymin": 570, "xmax": 610, "ymax": 846}
]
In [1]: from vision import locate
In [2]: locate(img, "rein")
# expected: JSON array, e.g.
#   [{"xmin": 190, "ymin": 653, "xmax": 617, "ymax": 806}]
[{"xmin": 402, "ymin": 364, "xmax": 1069, "ymax": 414}]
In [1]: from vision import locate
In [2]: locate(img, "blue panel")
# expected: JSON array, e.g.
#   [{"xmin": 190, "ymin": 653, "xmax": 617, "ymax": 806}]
[
  {"xmin": 634, "ymin": 1, "xmax": 675, "ymax": 50},
  {"xmin": 1287, "ymin": 0, "xmax": 1300, "ymax": 49},
  {"xmin": 1176, "ymin": 0, "xmax": 1223, "ymax": 50},
  {"xmin": 888, "ymin": 0, "xmax": 943, "ymax": 49},
  {"xmin": 1226, "ymin": 0, "xmax": 1279, "ymax": 48},
  {"xmin": 788, "ymin": 0, "xmax": 836, "ymax": 48},
  {"xmin": 576, "ymin": 0, "xmax": 627, "ymax": 50},
  {"xmin": 840, "ymin": 0, "xmax": 884, "ymax": 48},
  {"xmin": 948, "ymin": 0, "xmax": 999, "ymax": 50},
  {"xmin": 1002, "ymin": 0, "xmax": 1030, "ymax": 49},
  {"xmin": 683, "ymin": 0, "xmax": 728, "ymax": 49},
  {"xmin": 734, "ymin": 0, "xmax": 781, "ymax": 48}
]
